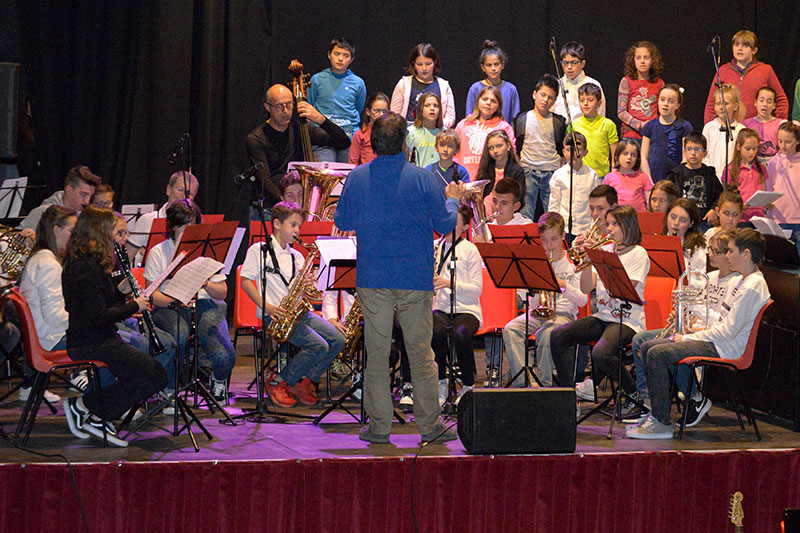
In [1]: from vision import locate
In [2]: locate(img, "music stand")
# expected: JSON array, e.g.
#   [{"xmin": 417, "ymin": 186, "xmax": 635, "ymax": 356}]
[
  {"xmin": 638, "ymin": 212, "xmax": 665, "ymax": 235},
  {"xmin": 0, "ymin": 177, "xmax": 36, "ymax": 220},
  {"xmin": 120, "ymin": 203, "xmax": 156, "ymax": 226},
  {"xmin": 142, "ymin": 218, "xmax": 167, "ymax": 266},
  {"xmin": 488, "ymin": 223, "xmax": 540, "ymax": 245},
  {"xmin": 578, "ymin": 248, "xmax": 644, "ymax": 439},
  {"xmin": 476, "ymin": 242, "xmax": 560, "ymax": 387},
  {"xmin": 641, "ymin": 235, "xmax": 685, "ymax": 280}
]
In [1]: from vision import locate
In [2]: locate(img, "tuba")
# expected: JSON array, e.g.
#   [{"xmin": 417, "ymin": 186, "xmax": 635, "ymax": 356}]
[
  {"xmin": 294, "ymin": 165, "xmax": 347, "ymax": 222},
  {"xmin": 461, "ymin": 179, "xmax": 490, "ymax": 240},
  {"xmin": 532, "ymin": 250, "xmax": 557, "ymax": 320},
  {"xmin": 266, "ymin": 237, "xmax": 321, "ymax": 342},
  {"xmin": 657, "ymin": 260, "xmax": 710, "ymax": 339},
  {"xmin": 0, "ymin": 226, "xmax": 32, "ymax": 296}
]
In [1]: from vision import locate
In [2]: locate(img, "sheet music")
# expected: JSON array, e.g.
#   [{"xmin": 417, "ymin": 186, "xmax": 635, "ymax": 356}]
[
  {"xmin": 161, "ymin": 256, "xmax": 225, "ymax": 305},
  {"xmin": 0, "ymin": 176, "xmax": 28, "ymax": 218},
  {"xmin": 221, "ymin": 227, "xmax": 246, "ymax": 276},
  {"xmin": 750, "ymin": 216, "xmax": 793, "ymax": 239},
  {"xmin": 143, "ymin": 251, "xmax": 187, "ymax": 298},
  {"xmin": 315, "ymin": 236, "xmax": 357, "ymax": 292},
  {"xmin": 745, "ymin": 190, "xmax": 783, "ymax": 208},
  {"xmin": 121, "ymin": 203, "xmax": 156, "ymax": 224}
]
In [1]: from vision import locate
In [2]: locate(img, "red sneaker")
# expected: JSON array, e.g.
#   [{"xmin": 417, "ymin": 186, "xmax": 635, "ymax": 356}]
[
  {"xmin": 297, "ymin": 378, "xmax": 317, "ymax": 395},
  {"xmin": 287, "ymin": 381, "xmax": 319, "ymax": 406},
  {"xmin": 265, "ymin": 380, "xmax": 296, "ymax": 407}
]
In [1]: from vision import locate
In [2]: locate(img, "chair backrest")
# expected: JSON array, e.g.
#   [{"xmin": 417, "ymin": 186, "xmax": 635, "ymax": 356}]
[
  {"xmin": 476, "ymin": 267, "xmax": 518, "ymax": 335},
  {"xmin": 131, "ymin": 267, "xmax": 146, "ymax": 292},
  {"xmin": 733, "ymin": 299, "xmax": 773, "ymax": 369},
  {"xmin": 234, "ymin": 265, "xmax": 262, "ymax": 330},
  {"xmin": 643, "ymin": 276, "xmax": 677, "ymax": 331},
  {"xmin": 577, "ymin": 300, "xmax": 591, "ymax": 319},
  {"xmin": 5, "ymin": 289, "xmax": 60, "ymax": 373}
]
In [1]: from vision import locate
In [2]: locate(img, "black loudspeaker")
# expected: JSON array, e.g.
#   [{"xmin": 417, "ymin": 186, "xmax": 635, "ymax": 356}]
[
  {"xmin": 457, "ymin": 388, "xmax": 576, "ymax": 454},
  {"xmin": 0, "ymin": 63, "xmax": 20, "ymax": 159}
]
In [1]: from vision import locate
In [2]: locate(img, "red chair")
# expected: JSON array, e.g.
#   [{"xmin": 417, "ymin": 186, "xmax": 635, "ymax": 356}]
[
  {"xmin": 233, "ymin": 265, "xmax": 262, "ymax": 351},
  {"xmin": 670, "ymin": 299, "xmax": 773, "ymax": 441},
  {"xmin": 476, "ymin": 267, "xmax": 518, "ymax": 386},
  {"xmin": 5, "ymin": 289, "xmax": 109, "ymax": 446},
  {"xmin": 643, "ymin": 275, "xmax": 677, "ymax": 330}
]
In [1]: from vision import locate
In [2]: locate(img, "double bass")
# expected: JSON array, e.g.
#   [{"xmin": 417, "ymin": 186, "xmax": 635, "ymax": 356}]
[{"xmin": 288, "ymin": 59, "xmax": 315, "ymax": 162}]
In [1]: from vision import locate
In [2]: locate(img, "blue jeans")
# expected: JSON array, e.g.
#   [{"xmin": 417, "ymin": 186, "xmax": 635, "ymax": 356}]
[
  {"xmin": 249, "ymin": 205, "xmax": 273, "ymax": 223},
  {"xmin": 631, "ymin": 329, "xmax": 692, "ymax": 400},
  {"xmin": 521, "ymin": 168, "xmax": 554, "ymax": 221},
  {"xmin": 639, "ymin": 338, "xmax": 719, "ymax": 425},
  {"xmin": 313, "ymin": 146, "xmax": 350, "ymax": 164},
  {"xmin": 264, "ymin": 310, "xmax": 344, "ymax": 386},
  {"xmin": 153, "ymin": 300, "xmax": 235, "ymax": 381}
]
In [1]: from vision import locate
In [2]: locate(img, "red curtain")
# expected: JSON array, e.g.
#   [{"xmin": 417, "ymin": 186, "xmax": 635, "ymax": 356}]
[{"xmin": 2, "ymin": 450, "xmax": 799, "ymax": 532}]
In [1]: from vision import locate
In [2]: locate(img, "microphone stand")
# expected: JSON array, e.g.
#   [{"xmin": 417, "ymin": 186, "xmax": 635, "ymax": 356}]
[
  {"xmin": 550, "ymin": 37, "xmax": 579, "ymax": 240},
  {"xmin": 709, "ymin": 36, "xmax": 733, "ymax": 186},
  {"xmin": 441, "ymin": 169, "xmax": 460, "ymax": 416}
]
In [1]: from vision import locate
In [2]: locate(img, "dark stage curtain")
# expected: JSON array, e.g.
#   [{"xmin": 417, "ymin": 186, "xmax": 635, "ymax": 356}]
[
  {"xmin": 12, "ymin": 1, "xmax": 800, "ymax": 221},
  {"xmin": 2, "ymin": 451, "xmax": 800, "ymax": 532}
]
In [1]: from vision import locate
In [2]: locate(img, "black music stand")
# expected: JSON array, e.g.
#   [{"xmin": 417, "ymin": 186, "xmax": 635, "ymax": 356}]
[
  {"xmin": 641, "ymin": 235, "xmax": 685, "ymax": 280},
  {"xmin": 0, "ymin": 177, "xmax": 42, "ymax": 222},
  {"xmin": 578, "ymin": 248, "xmax": 643, "ymax": 439},
  {"xmin": 476, "ymin": 242, "xmax": 560, "ymax": 387}
]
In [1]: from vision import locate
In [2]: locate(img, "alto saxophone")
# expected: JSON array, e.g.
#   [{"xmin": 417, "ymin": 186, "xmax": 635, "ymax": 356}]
[
  {"xmin": 335, "ymin": 294, "xmax": 363, "ymax": 364},
  {"xmin": 266, "ymin": 237, "xmax": 320, "ymax": 343}
]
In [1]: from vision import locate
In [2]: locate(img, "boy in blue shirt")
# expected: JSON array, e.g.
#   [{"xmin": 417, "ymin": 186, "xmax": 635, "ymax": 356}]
[
  {"xmin": 425, "ymin": 129, "xmax": 470, "ymax": 195},
  {"xmin": 308, "ymin": 37, "xmax": 367, "ymax": 163}
]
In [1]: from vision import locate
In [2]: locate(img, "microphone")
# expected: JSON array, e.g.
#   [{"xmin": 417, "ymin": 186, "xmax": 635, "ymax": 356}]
[
  {"xmin": 167, "ymin": 133, "xmax": 189, "ymax": 165},
  {"xmin": 549, "ymin": 37, "xmax": 556, "ymax": 53},
  {"xmin": 707, "ymin": 35, "xmax": 720, "ymax": 53},
  {"xmin": 451, "ymin": 165, "xmax": 460, "ymax": 185},
  {"xmin": 232, "ymin": 162, "xmax": 264, "ymax": 185}
]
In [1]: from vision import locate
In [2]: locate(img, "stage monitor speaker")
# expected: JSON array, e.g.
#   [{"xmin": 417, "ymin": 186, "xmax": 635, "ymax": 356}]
[
  {"xmin": 0, "ymin": 63, "xmax": 20, "ymax": 160},
  {"xmin": 457, "ymin": 388, "xmax": 576, "ymax": 455}
]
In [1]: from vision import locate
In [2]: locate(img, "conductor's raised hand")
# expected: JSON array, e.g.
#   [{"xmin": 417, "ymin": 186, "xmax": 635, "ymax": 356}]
[{"xmin": 445, "ymin": 181, "xmax": 466, "ymax": 202}]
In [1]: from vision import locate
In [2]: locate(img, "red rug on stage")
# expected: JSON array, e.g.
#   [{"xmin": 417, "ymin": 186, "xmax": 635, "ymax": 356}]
[{"xmin": 2, "ymin": 449, "xmax": 799, "ymax": 532}]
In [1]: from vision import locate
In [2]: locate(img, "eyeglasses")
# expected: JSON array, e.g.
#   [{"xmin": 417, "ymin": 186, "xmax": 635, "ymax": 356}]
[
  {"xmin": 267, "ymin": 102, "xmax": 293, "ymax": 111},
  {"xmin": 561, "ymin": 59, "xmax": 582, "ymax": 67},
  {"xmin": 93, "ymin": 201, "xmax": 113, "ymax": 208},
  {"xmin": 709, "ymin": 248, "xmax": 727, "ymax": 256},
  {"xmin": 685, "ymin": 147, "xmax": 705, "ymax": 153},
  {"xmin": 115, "ymin": 229, "xmax": 129, "ymax": 238}
]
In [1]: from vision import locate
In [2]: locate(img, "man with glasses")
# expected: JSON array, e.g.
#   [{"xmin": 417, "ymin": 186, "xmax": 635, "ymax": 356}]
[{"xmin": 245, "ymin": 84, "xmax": 350, "ymax": 221}]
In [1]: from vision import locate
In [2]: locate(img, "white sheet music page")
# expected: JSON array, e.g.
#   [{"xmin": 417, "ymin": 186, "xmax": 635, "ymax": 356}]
[
  {"xmin": 143, "ymin": 251, "xmax": 187, "ymax": 298},
  {"xmin": 161, "ymin": 256, "xmax": 225, "ymax": 305},
  {"xmin": 0, "ymin": 176, "xmax": 28, "ymax": 218}
]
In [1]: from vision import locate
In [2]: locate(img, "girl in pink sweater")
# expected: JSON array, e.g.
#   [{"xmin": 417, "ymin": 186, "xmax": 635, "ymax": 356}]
[
  {"xmin": 455, "ymin": 85, "xmax": 516, "ymax": 179},
  {"xmin": 603, "ymin": 139, "xmax": 653, "ymax": 211},
  {"xmin": 721, "ymin": 128, "xmax": 769, "ymax": 221}
]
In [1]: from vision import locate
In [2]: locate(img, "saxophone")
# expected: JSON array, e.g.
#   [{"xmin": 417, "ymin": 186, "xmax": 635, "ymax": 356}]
[
  {"xmin": 335, "ymin": 294, "xmax": 363, "ymax": 364},
  {"xmin": 266, "ymin": 237, "xmax": 320, "ymax": 342}
]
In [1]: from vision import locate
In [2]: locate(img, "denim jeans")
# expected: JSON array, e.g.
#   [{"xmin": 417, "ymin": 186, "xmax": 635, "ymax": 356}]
[
  {"xmin": 249, "ymin": 205, "xmax": 273, "ymax": 223},
  {"xmin": 502, "ymin": 313, "xmax": 570, "ymax": 387},
  {"xmin": 631, "ymin": 328, "xmax": 692, "ymax": 400},
  {"xmin": 313, "ymin": 146, "xmax": 351, "ymax": 164},
  {"xmin": 153, "ymin": 299, "xmax": 235, "ymax": 381},
  {"xmin": 264, "ymin": 310, "xmax": 344, "ymax": 386},
  {"xmin": 640, "ymin": 338, "xmax": 719, "ymax": 425},
  {"xmin": 520, "ymin": 168, "xmax": 554, "ymax": 221}
]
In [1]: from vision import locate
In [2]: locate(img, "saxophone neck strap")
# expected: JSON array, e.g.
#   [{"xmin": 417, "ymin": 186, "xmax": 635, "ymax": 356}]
[{"xmin": 265, "ymin": 240, "xmax": 296, "ymax": 287}]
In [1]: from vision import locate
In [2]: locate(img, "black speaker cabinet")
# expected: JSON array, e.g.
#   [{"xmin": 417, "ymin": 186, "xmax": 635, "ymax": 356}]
[
  {"xmin": 457, "ymin": 388, "xmax": 576, "ymax": 454},
  {"xmin": 0, "ymin": 63, "xmax": 20, "ymax": 159}
]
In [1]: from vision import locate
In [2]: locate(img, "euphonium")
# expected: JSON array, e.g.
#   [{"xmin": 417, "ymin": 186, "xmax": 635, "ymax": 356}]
[
  {"xmin": 532, "ymin": 250, "xmax": 558, "ymax": 320},
  {"xmin": 335, "ymin": 295, "xmax": 363, "ymax": 364},
  {"xmin": 294, "ymin": 165, "xmax": 346, "ymax": 222},
  {"xmin": 0, "ymin": 226, "xmax": 32, "ymax": 296},
  {"xmin": 460, "ymin": 179, "xmax": 490, "ymax": 240},
  {"xmin": 656, "ymin": 259, "xmax": 710, "ymax": 339},
  {"xmin": 266, "ymin": 237, "xmax": 321, "ymax": 342}
]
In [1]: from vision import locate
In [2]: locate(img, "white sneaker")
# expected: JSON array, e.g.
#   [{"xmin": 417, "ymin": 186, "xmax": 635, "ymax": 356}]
[
  {"xmin": 456, "ymin": 385, "xmax": 473, "ymax": 406},
  {"xmin": 575, "ymin": 378, "xmax": 596, "ymax": 402},
  {"xmin": 19, "ymin": 386, "xmax": 61, "ymax": 403},
  {"xmin": 438, "ymin": 379, "xmax": 448, "ymax": 408},
  {"xmin": 626, "ymin": 414, "xmax": 674, "ymax": 440},
  {"xmin": 398, "ymin": 383, "xmax": 414, "ymax": 412},
  {"xmin": 69, "ymin": 371, "xmax": 89, "ymax": 392}
]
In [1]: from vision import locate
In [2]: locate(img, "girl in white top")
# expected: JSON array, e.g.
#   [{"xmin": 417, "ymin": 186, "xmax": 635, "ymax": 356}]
[
  {"xmin": 18, "ymin": 205, "xmax": 77, "ymax": 402},
  {"xmin": 702, "ymin": 84, "xmax": 747, "ymax": 180},
  {"xmin": 549, "ymin": 205, "xmax": 650, "ymax": 398},
  {"xmin": 703, "ymin": 188, "xmax": 744, "ymax": 243},
  {"xmin": 390, "ymin": 43, "xmax": 456, "ymax": 128},
  {"xmin": 663, "ymin": 198, "xmax": 707, "ymax": 276},
  {"xmin": 431, "ymin": 206, "xmax": 483, "ymax": 403}
]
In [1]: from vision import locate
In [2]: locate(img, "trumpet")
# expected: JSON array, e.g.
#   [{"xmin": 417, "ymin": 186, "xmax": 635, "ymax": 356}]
[
  {"xmin": 532, "ymin": 249, "xmax": 558, "ymax": 320},
  {"xmin": 568, "ymin": 235, "xmax": 618, "ymax": 272}
]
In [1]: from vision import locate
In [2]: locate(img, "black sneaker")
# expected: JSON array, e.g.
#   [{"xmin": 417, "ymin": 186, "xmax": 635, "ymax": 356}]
[
  {"xmin": 398, "ymin": 384, "xmax": 414, "ymax": 413},
  {"xmin": 210, "ymin": 379, "xmax": 227, "ymax": 402},
  {"xmin": 63, "ymin": 397, "xmax": 91, "ymax": 439},
  {"xmin": 680, "ymin": 395, "xmax": 712, "ymax": 428},
  {"xmin": 83, "ymin": 416, "xmax": 129, "ymax": 447}
]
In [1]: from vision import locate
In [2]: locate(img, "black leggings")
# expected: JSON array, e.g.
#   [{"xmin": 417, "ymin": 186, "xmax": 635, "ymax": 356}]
[
  {"xmin": 431, "ymin": 311, "xmax": 480, "ymax": 386},
  {"xmin": 549, "ymin": 316, "xmax": 637, "ymax": 393}
]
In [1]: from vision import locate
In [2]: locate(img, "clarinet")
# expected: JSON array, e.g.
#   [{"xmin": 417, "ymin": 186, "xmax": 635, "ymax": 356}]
[{"xmin": 113, "ymin": 241, "xmax": 167, "ymax": 355}]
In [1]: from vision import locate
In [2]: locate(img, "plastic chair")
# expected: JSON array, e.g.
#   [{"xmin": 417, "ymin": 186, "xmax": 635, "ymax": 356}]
[
  {"xmin": 476, "ymin": 267, "xmax": 518, "ymax": 386},
  {"xmin": 670, "ymin": 299, "xmax": 772, "ymax": 441},
  {"xmin": 233, "ymin": 265, "xmax": 262, "ymax": 351},
  {"xmin": 643, "ymin": 276, "xmax": 677, "ymax": 330},
  {"xmin": 5, "ymin": 289, "xmax": 108, "ymax": 446}
]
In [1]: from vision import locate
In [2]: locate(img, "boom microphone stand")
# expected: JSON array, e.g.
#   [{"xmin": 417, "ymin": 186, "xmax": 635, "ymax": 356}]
[
  {"xmin": 441, "ymin": 169, "xmax": 462, "ymax": 415},
  {"xmin": 550, "ymin": 37, "xmax": 579, "ymax": 240},
  {"xmin": 708, "ymin": 35, "xmax": 733, "ymax": 185}
]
